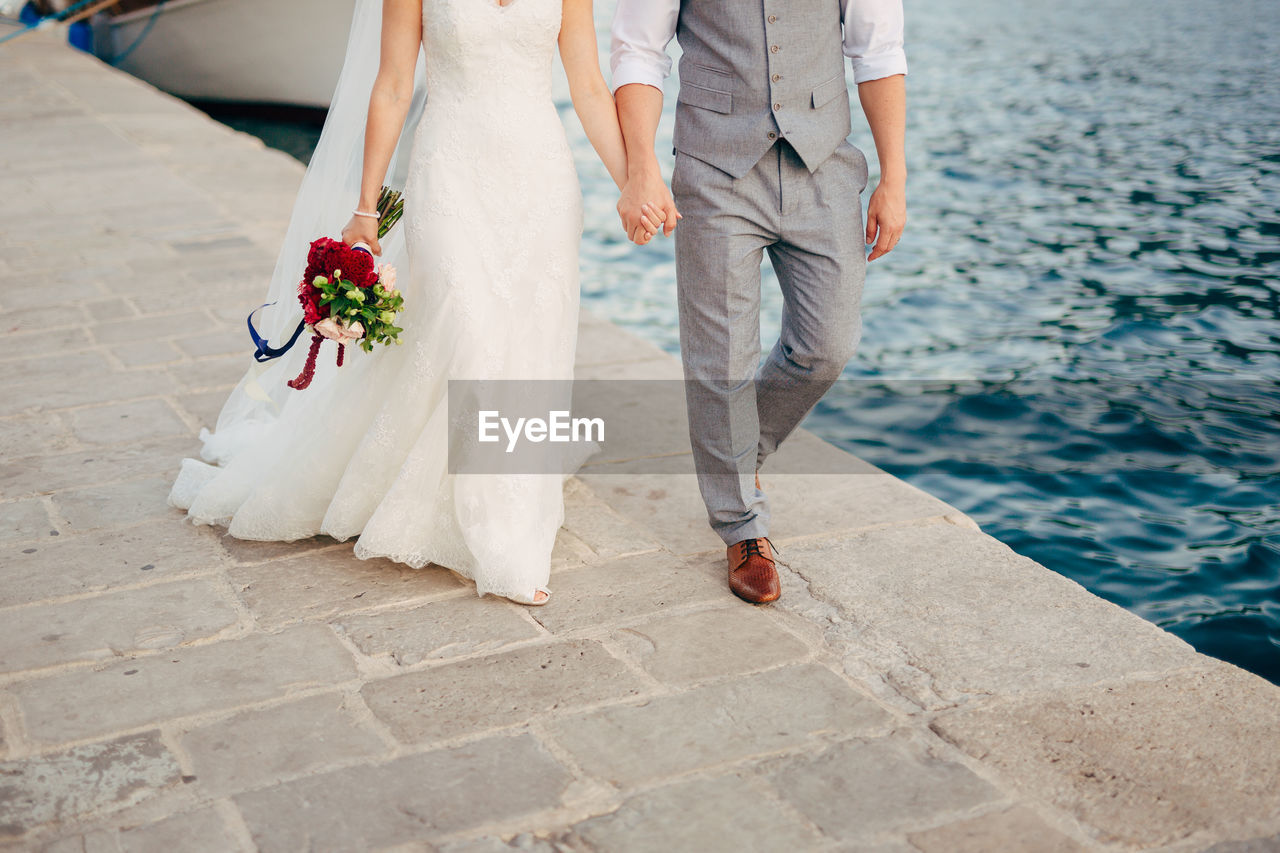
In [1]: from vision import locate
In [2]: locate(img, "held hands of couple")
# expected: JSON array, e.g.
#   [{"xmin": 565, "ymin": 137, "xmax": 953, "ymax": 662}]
[
  {"xmin": 615, "ymin": 167, "xmax": 908, "ymax": 257},
  {"xmin": 617, "ymin": 168, "xmax": 681, "ymax": 246}
]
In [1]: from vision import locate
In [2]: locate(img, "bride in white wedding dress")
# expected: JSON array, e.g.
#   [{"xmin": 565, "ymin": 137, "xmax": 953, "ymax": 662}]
[{"xmin": 168, "ymin": 0, "xmax": 661, "ymax": 604}]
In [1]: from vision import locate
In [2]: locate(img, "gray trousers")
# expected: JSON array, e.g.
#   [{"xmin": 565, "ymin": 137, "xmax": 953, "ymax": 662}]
[{"xmin": 672, "ymin": 138, "xmax": 870, "ymax": 546}]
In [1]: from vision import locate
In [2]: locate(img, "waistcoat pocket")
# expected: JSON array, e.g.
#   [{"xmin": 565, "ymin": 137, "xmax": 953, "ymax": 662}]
[
  {"xmin": 678, "ymin": 81, "xmax": 733, "ymax": 114},
  {"xmin": 811, "ymin": 73, "xmax": 847, "ymax": 108}
]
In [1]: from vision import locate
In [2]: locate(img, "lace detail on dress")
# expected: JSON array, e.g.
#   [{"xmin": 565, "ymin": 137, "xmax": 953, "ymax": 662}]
[{"xmin": 170, "ymin": 0, "xmax": 583, "ymax": 601}]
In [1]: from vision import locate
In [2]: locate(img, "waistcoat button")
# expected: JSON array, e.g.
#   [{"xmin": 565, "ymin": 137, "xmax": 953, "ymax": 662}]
[
  {"xmin": 768, "ymin": 14, "xmax": 777, "ymax": 23},
  {"xmin": 767, "ymin": 131, "xmax": 777, "ymax": 139},
  {"xmin": 771, "ymin": 73, "xmax": 781, "ymax": 82},
  {"xmin": 773, "ymin": 103, "xmax": 782, "ymax": 111},
  {"xmin": 770, "ymin": 44, "xmax": 780, "ymax": 53}
]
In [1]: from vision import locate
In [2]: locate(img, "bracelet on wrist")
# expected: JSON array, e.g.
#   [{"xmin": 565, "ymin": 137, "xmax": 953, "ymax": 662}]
[{"xmin": 352, "ymin": 208, "xmax": 380, "ymax": 219}]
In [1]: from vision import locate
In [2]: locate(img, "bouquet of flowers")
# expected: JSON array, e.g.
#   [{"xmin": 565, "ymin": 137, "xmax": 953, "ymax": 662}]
[
  {"xmin": 247, "ymin": 187, "xmax": 406, "ymax": 391},
  {"xmin": 287, "ymin": 236, "xmax": 404, "ymax": 390}
]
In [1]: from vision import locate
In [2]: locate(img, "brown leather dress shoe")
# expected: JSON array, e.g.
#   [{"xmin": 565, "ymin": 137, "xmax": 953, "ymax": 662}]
[{"xmin": 727, "ymin": 537, "xmax": 780, "ymax": 603}]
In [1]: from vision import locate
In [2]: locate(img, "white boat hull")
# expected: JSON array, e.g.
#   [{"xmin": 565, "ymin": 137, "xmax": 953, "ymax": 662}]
[{"xmin": 94, "ymin": 0, "xmax": 356, "ymax": 109}]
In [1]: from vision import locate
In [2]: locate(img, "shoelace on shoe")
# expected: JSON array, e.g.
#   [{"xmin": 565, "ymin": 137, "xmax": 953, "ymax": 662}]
[{"xmin": 736, "ymin": 536, "xmax": 780, "ymax": 562}]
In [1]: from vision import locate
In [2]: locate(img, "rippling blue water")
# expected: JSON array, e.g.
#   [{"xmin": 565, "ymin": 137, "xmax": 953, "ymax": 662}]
[{"xmin": 218, "ymin": 0, "xmax": 1280, "ymax": 684}]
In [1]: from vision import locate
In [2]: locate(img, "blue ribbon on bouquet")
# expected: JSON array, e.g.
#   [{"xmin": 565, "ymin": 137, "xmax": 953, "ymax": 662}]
[
  {"xmin": 245, "ymin": 244, "xmax": 375, "ymax": 362},
  {"xmin": 247, "ymin": 304, "xmax": 307, "ymax": 363}
]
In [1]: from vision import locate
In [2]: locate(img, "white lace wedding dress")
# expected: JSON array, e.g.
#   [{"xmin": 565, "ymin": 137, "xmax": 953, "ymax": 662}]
[{"xmin": 169, "ymin": 0, "xmax": 583, "ymax": 601}]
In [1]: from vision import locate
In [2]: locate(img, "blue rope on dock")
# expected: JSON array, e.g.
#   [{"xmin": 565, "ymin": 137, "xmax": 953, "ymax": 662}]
[
  {"xmin": 108, "ymin": 0, "xmax": 164, "ymax": 65},
  {"xmin": 0, "ymin": 0, "xmax": 102, "ymax": 46},
  {"xmin": 0, "ymin": 0, "xmax": 165, "ymax": 54}
]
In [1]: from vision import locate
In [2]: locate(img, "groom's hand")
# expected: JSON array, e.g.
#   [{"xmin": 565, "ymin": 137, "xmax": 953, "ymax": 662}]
[
  {"xmin": 618, "ymin": 168, "xmax": 680, "ymax": 245},
  {"xmin": 865, "ymin": 178, "xmax": 906, "ymax": 261}
]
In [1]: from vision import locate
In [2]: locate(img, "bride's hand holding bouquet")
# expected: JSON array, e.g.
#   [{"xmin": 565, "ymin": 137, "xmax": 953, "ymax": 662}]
[{"xmin": 340, "ymin": 206, "xmax": 382, "ymax": 258}]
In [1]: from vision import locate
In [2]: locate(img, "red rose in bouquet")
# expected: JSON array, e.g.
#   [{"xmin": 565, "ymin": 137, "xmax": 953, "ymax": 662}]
[
  {"xmin": 305, "ymin": 238, "xmax": 379, "ymax": 297},
  {"xmin": 297, "ymin": 237, "xmax": 378, "ymax": 325}
]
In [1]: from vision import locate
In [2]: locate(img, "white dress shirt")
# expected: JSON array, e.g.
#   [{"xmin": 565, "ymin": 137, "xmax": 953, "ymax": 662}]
[{"xmin": 610, "ymin": 0, "xmax": 907, "ymax": 94}]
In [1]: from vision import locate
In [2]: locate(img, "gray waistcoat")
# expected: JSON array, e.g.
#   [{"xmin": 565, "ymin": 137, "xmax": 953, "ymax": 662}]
[{"xmin": 673, "ymin": 0, "xmax": 852, "ymax": 179}]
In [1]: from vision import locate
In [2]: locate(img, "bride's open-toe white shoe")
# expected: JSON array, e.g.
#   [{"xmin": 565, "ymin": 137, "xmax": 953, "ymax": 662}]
[{"xmin": 504, "ymin": 586, "xmax": 552, "ymax": 606}]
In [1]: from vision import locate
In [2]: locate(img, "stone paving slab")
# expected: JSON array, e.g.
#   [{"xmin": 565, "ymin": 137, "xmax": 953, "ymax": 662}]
[
  {"xmin": 543, "ymin": 664, "xmax": 896, "ymax": 787},
  {"xmin": 227, "ymin": 547, "xmax": 465, "ymax": 631},
  {"xmin": 1, "ymin": 519, "xmax": 229, "ymax": 608},
  {"xmin": 177, "ymin": 692, "xmax": 387, "ymax": 799},
  {"xmin": 761, "ymin": 732, "xmax": 1005, "ymax": 842},
  {"xmin": 905, "ymin": 806, "xmax": 1090, "ymax": 853},
  {"xmin": 0, "ymin": 435, "xmax": 197, "ymax": 497},
  {"xmin": 609, "ymin": 605, "xmax": 811, "ymax": 686},
  {"xmin": 0, "ymin": 731, "xmax": 181, "ymax": 839},
  {"xmin": 231, "ymin": 733, "xmax": 573, "ymax": 852},
  {"xmin": 360, "ymin": 639, "xmax": 648, "ymax": 744},
  {"xmin": 777, "ymin": 521, "xmax": 1205, "ymax": 709},
  {"xmin": 0, "ymin": 499, "xmax": 48, "ymax": 544},
  {"xmin": 559, "ymin": 476, "xmax": 663, "ymax": 560},
  {"xmin": 51, "ymin": 475, "xmax": 180, "ymax": 531},
  {"xmin": 566, "ymin": 772, "xmax": 823, "ymax": 852},
  {"xmin": 0, "ymin": 366, "xmax": 183, "ymax": 417},
  {"xmin": 0, "ymin": 577, "xmax": 238, "ymax": 674},
  {"xmin": 114, "ymin": 805, "xmax": 244, "ymax": 853},
  {"xmin": 9, "ymin": 624, "xmax": 359, "ymax": 745},
  {"xmin": 3, "ymin": 26, "xmax": 1280, "ymax": 853},
  {"xmin": 1201, "ymin": 836, "xmax": 1280, "ymax": 853},
  {"xmin": 523, "ymin": 551, "xmax": 728, "ymax": 634},
  {"xmin": 332, "ymin": 593, "xmax": 544, "ymax": 666},
  {"xmin": 929, "ymin": 662, "xmax": 1280, "ymax": 850}
]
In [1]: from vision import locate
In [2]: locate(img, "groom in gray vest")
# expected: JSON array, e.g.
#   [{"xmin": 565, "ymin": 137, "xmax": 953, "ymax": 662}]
[{"xmin": 612, "ymin": 0, "xmax": 908, "ymax": 603}]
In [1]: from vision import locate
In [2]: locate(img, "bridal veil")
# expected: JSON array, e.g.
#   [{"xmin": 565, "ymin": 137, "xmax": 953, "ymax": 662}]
[{"xmin": 198, "ymin": 0, "xmax": 427, "ymax": 465}]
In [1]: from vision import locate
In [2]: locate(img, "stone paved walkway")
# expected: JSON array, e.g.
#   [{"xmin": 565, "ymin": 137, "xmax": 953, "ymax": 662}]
[{"xmin": 3, "ymin": 28, "xmax": 1280, "ymax": 853}]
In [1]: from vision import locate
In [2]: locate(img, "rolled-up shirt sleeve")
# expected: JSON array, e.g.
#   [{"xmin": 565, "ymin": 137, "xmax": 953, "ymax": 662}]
[
  {"xmin": 843, "ymin": 0, "xmax": 908, "ymax": 84},
  {"xmin": 610, "ymin": 0, "xmax": 679, "ymax": 94}
]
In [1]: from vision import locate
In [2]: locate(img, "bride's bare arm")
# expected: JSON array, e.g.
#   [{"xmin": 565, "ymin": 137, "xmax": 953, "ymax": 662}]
[
  {"xmin": 558, "ymin": 0, "xmax": 632, "ymax": 195},
  {"xmin": 341, "ymin": 0, "xmax": 423, "ymax": 254}
]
